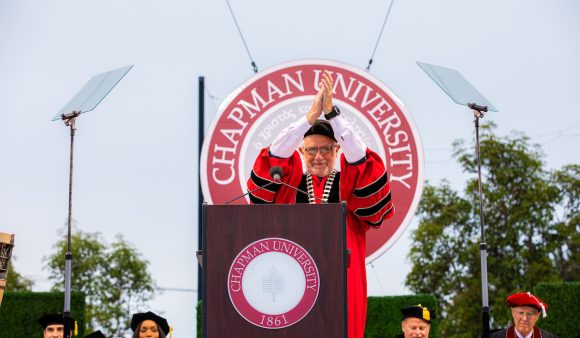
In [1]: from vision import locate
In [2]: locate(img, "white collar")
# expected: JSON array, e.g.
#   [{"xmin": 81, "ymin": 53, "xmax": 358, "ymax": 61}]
[{"xmin": 515, "ymin": 329, "xmax": 533, "ymax": 338}]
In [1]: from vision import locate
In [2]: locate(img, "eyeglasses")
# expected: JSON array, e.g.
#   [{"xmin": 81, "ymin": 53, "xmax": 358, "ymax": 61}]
[
  {"xmin": 303, "ymin": 145, "xmax": 337, "ymax": 156},
  {"xmin": 513, "ymin": 310, "xmax": 539, "ymax": 318}
]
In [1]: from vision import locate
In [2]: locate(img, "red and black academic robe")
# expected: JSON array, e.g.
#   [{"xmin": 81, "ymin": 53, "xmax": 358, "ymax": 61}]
[
  {"xmin": 247, "ymin": 147, "xmax": 395, "ymax": 338},
  {"xmin": 490, "ymin": 326, "xmax": 559, "ymax": 338}
]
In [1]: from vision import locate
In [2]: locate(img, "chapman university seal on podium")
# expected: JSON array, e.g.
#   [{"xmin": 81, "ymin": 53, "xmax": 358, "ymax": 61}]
[{"xmin": 228, "ymin": 238, "xmax": 320, "ymax": 329}]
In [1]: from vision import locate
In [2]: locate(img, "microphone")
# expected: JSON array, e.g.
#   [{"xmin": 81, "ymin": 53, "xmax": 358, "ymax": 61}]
[
  {"xmin": 269, "ymin": 166, "xmax": 326, "ymax": 204},
  {"xmin": 269, "ymin": 166, "xmax": 282, "ymax": 181}
]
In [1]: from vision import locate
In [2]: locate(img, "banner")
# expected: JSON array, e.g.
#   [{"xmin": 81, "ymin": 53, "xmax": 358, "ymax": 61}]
[{"xmin": 201, "ymin": 60, "xmax": 423, "ymax": 262}]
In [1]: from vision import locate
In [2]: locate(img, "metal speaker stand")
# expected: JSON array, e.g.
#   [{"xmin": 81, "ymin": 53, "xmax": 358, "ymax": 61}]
[
  {"xmin": 53, "ymin": 65, "xmax": 133, "ymax": 338},
  {"xmin": 418, "ymin": 62, "xmax": 498, "ymax": 338}
]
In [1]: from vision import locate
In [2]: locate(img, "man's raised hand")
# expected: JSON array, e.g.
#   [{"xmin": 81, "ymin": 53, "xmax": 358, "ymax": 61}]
[
  {"xmin": 306, "ymin": 83, "xmax": 325, "ymax": 125},
  {"xmin": 321, "ymin": 70, "xmax": 334, "ymax": 113}
]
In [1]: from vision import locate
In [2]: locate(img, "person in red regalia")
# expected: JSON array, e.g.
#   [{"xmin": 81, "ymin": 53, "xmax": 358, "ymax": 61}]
[
  {"xmin": 491, "ymin": 292, "xmax": 558, "ymax": 338},
  {"xmin": 247, "ymin": 70, "xmax": 395, "ymax": 338}
]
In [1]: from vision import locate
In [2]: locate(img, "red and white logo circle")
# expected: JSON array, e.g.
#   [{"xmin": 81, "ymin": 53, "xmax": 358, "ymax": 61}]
[
  {"xmin": 228, "ymin": 238, "xmax": 320, "ymax": 329},
  {"xmin": 201, "ymin": 59, "xmax": 424, "ymax": 262}
]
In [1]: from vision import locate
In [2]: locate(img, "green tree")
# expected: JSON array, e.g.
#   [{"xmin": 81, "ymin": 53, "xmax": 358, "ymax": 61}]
[
  {"xmin": 6, "ymin": 259, "xmax": 34, "ymax": 291},
  {"xmin": 406, "ymin": 123, "xmax": 579, "ymax": 337},
  {"xmin": 45, "ymin": 230, "xmax": 156, "ymax": 337}
]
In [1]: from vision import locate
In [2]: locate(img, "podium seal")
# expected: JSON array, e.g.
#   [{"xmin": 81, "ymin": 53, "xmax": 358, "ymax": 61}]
[{"xmin": 227, "ymin": 237, "xmax": 320, "ymax": 329}]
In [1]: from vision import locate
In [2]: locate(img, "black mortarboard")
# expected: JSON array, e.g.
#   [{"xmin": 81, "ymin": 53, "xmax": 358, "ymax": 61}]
[
  {"xmin": 37, "ymin": 313, "xmax": 76, "ymax": 330},
  {"xmin": 401, "ymin": 304, "xmax": 433, "ymax": 324},
  {"xmin": 131, "ymin": 311, "xmax": 170, "ymax": 335},
  {"xmin": 303, "ymin": 120, "xmax": 337, "ymax": 142},
  {"xmin": 83, "ymin": 330, "xmax": 106, "ymax": 338}
]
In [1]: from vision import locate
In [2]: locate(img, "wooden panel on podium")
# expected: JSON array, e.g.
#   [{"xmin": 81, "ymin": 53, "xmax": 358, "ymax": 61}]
[{"xmin": 202, "ymin": 203, "xmax": 347, "ymax": 338}]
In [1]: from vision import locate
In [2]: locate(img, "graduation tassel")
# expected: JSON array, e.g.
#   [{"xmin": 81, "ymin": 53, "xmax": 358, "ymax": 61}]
[
  {"xmin": 527, "ymin": 291, "xmax": 547, "ymax": 318},
  {"xmin": 422, "ymin": 306, "xmax": 431, "ymax": 321}
]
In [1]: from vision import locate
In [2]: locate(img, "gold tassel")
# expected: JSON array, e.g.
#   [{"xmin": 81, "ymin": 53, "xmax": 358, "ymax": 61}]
[
  {"xmin": 415, "ymin": 304, "xmax": 430, "ymax": 321},
  {"xmin": 169, "ymin": 325, "xmax": 173, "ymax": 338},
  {"xmin": 422, "ymin": 306, "xmax": 430, "ymax": 321},
  {"xmin": 74, "ymin": 321, "xmax": 78, "ymax": 336}
]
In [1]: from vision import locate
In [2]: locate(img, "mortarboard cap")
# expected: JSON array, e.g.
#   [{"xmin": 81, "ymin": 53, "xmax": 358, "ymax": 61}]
[
  {"xmin": 37, "ymin": 313, "xmax": 75, "ymax": 329},
  {"xmin": 83, "ymin": 330, "xmax": 106, "ymax": 338},
  {"xmin": 131, "ymin": 311, "xmax": 170, "ymax": 335},
  {"xmin": 38, "ymin": 314, "xmax": 78, "ymax": 335},
  {"xmin": 304, "ymin": 120, "xmax": 337, "ymax": 142},
  {"xmin": 506, "ymin": 291, "xmax": 548, "ymax": 318},
  {"xmin": 401, "ymin": 304, "xmax": 433, "ymax": 324}
]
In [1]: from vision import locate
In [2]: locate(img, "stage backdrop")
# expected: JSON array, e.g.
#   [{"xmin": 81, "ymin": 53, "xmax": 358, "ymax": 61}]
[{"xmin": 200, "ymin": 59, "xmax": 423, "ymax": 262}]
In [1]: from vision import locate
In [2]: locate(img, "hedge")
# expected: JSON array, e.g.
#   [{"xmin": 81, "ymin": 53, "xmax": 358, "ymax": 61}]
[
  {"xmin": 365, "ymin": 294, "xmax": 439, "ymax": 338},
  {"xmin": 196, "ymin": 300, "xmax": 202, "ymax": 338},
  {"xmin": 196, "ymin": 294, "xmax": 439, "ymax": 338},
  {"xmin": 0, "ymin": 291, "xmax": 86, "ymax": 338},
  {"xmin": 533, "ymin": 282, "xmax": 580, "ymax": 338}
]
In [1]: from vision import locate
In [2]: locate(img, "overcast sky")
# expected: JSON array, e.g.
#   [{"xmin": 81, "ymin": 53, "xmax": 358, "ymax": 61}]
[{"xmin": 1, "ymin": 0, "xmax": 579, "ymax": 336}]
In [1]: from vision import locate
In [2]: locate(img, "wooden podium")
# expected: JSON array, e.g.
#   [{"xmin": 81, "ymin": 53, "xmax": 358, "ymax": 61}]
[{"xmin": 202, "ymin": 203, "xmax": 347, "ymax": 338}]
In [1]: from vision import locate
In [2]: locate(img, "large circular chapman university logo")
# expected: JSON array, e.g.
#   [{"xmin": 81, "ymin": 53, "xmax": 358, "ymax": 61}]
[
  {"xmin": 228, "ymin": 238, "xmax": 320, "ymax": 329},
  {"xmin": 201, "ymin": 59, "xmax": 424, "ymax": 262}
]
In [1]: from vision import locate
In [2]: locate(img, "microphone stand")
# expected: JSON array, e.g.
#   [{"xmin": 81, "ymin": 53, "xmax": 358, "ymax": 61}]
[
  {"xmin": 60, "ymin": 110, "xmax": 80, "ymax": 338},
  {"xmin": 224, "ymin": 179, "xmax": 326, "ymax": 205},
  {"xmin": 230, "ymin": 167, "xmax": 328, "ymax": 205},
  {"xmin": 275, "ymin": 179, "xmax": 327, "ymax": 204},
  {"xmin": 468, "ymin": 103, "xmax": 490, "ymax": 338},
  {"xmin": 231, "ymin": 165, "xmax": 327, "ymax": 205},
  {"xmin": 224, "ymin": 181, "xmax": 278, "ymax": 205}
]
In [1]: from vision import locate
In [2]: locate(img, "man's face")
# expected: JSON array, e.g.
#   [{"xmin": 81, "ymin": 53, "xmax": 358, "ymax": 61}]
[
  {"xmin": 43, "ymin": 324, "xmax": 64, "ymax": 338},
  {"xmin": 401, "ymin": 317, "xmax": 430, "ymax": 338},
  {"xmin": 511, "ymin": 306, "xmax": 540, "ymax": 336},
  {"xmin": 299, "ymin": 134, "xmax": 339, "ymax": 177}
]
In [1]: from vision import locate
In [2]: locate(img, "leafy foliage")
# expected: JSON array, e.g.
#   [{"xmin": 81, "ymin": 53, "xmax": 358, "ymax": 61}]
[
  {"xmin": 0, "ymin": 291, "xmax": 86, "ymax": 338},
  {"xmin": 364, "ymin": 295, "xmax": 439, "ymax": 338},
  {"xmin": 45, "ymin": 230, "xmax": 156, "ymax": 337},
  {"xmin": 6, "ymin": 259, "xmax": 34, "ymax": 291},
  {"xmin": 406, "ymin": 123, "xmax": 579, "ymax": 337},
  {"xmin": 533, "ymin": 282, "xmax": 580, "ymax": 337}
]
